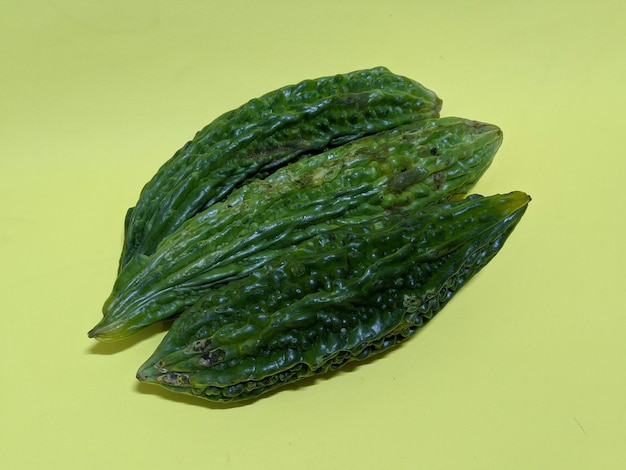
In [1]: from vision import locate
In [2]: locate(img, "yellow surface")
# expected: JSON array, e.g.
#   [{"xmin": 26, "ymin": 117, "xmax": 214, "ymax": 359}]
[{"xmin": 1, "ymin": 0, "xmax": 625, "ymax": 468}]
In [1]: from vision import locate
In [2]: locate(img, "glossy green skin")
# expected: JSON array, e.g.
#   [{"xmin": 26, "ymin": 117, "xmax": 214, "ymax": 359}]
[
  {"xmin": 118, "ymin": 67, "xmax": 442, "ymax": 271},
  {"xmin": 136, "ymin": 192, "xmax": 530, "ymax": 402},
  {"xmin": 89, "ymin": 117, "xmax": 502, "ymax": 341}
]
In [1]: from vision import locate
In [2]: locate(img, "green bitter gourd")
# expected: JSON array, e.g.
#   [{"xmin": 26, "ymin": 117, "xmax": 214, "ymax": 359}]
[
  {"xmin": 89, "ymin": 117, "xmax": 502, "ymax": 341},
  {"xmin": 119, "ymin": 66, "xmax": 442, "ymax": 271},
  {"xmin": 136, "ymin": 191, "xmax": 530, "ymax": 402}
]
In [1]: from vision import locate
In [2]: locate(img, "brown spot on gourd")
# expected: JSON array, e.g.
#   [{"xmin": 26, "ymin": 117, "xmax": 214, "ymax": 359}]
[
  {"xmin": 157, "ymin": 372, "xmax": 191, "ymax": 387},
  {"xmin": 432, "ymin": 171, "xmax": 446, "ymax": 189},
  {"xmin": 199, "ymin": 348, "xmax": 226, "ymax": 366},
  {"xmin": 186, "ymin": 338, "xmax": 212, "ymax": 354},
  {"xmin": 389, "ymin": 167, "xmax": 429, "ymax": 193}
]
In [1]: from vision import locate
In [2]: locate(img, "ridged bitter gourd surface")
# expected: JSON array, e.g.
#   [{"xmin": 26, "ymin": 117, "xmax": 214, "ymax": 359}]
[{"xmin": 136, "ymin": 192, "xmax": 530, "ymax": 402}]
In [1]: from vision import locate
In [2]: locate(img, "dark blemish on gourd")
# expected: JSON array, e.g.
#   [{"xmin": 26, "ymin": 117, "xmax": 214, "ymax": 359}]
[
  {"xmin": 432, "ymin": 171, "xmax": 446, "ymax": 189},
  {"xmin": 157, "ymin": 372, "xmax": 191, "ymax": 387},
  {"xmin": 199, "ymin": 348, "xmax": 226, "ymax": 366},
  {"xmin": 186, "ymin": 338, "xmax": 212, "ymax": 354},
  {"xmin": 389, "ymin": 167, "xmax": 429, "ymax": 193}
]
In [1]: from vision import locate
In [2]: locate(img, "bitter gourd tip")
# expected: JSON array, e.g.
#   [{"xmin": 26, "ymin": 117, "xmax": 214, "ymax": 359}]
[
  {"xmin": 88, "ymin": 318, "xmax": 147, "ymax": 341},
  {"xmin": 87, "ymin": 318, "xmax": 124, "ymax": 341},
  {"xmin": 493, "ymin": 190, "xmax": 531, "ymax": 213},
  {"xmin": 88, "ymin": 309, "xmax": 144, "ymax": 341}
]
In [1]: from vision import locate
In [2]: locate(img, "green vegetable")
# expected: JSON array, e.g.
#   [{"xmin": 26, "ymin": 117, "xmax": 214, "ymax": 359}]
[
  {"xmin": 118, "ymin": 67, "xmax": 442, "ymax": 271},
  {"xmin": 89, "ymin": 117, "xmax": 502, "ymax": 341},
  {"xmin": 136, "ymin": 191, "xmax": 530, "ymax": 402}
]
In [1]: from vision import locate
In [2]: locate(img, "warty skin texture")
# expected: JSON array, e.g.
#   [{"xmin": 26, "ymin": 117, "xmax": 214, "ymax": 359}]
[
  {"xmin": 118, "ymin": 66, "xmax": 442, "ymax": 271},
  {"xmin": 89, "ymin": 117, "xmax": 502, "ymax": 341},
  {"xmin": 136, "ymin": 191, "xmax": 530, "ymax": 402}
]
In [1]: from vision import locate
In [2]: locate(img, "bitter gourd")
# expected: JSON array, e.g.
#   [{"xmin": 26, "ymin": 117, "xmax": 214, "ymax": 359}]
[
  {"xmin": 118, "ymin": 67, "xmax": 442, "ymax": 271},
  {"xmin": 136, "ymin": 191, "xmax": 530, "ymax": 402},
  {"xmin": 89, "ymin": 117, "xmax": 502, "ymax": 341}
]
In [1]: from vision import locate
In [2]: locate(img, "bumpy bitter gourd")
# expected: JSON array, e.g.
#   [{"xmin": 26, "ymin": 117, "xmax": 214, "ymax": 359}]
[
  {"xmin": 118, "ymin": 67, "xmax": 442, "ymax": 271},
  {"xmin": 136, "ymin": 191, "xmax": 530, "ymax": 402},
  {"xmin": 89, "ymin": 117, "xmax": 502, "ymax": 341}
]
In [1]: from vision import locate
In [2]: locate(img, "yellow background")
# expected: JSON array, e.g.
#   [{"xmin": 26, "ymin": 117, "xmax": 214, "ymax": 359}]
[{"xmin": 2, "ymin": 0, "xmax": 625, "ymax": 468}]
